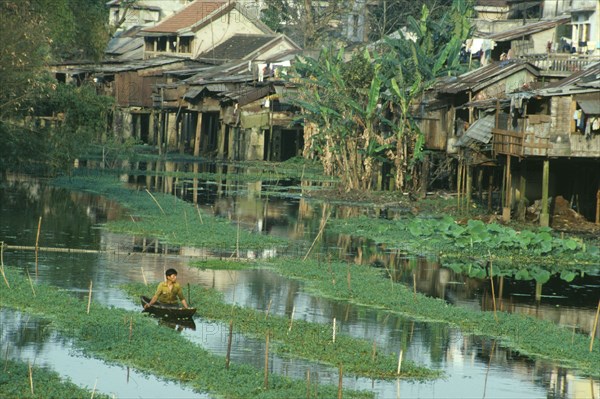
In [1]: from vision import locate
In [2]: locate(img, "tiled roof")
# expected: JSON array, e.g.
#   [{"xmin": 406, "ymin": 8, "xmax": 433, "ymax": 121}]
[{"xmin": 143, "ymin": 0, "xmax": 226, "ymax": 33}]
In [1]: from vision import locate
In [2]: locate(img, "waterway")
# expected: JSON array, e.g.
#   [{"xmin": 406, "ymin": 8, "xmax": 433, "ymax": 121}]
[{"xmin": 1, "ymin": 173, "xmax": 598, "ymax": 398}]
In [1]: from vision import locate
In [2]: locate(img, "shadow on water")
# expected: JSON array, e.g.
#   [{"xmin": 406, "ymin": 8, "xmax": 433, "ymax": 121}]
[{"xmin": 1, "ymin": 173, "xmax": 599, "ymax": 398}]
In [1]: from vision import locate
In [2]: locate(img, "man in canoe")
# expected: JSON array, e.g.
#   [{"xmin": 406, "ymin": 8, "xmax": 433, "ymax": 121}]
[{"xmin": 144, "ymin": 268, "xmax": 190, "ymax": 309}]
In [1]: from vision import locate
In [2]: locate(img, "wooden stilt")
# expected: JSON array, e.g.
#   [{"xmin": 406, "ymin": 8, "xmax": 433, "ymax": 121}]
[
  {"xmin": 540, "ymin": 159, "xmax": 550, "ymax": 227},
  {"xmin": 502, "ymin": 155, "xmax": 512, "ymax": 222}
]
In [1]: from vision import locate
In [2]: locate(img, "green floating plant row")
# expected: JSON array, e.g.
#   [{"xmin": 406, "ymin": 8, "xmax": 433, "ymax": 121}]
[
  {"xmin": 0, "ymin": 359, "xmax": 110, "ymax": 399},
  {"xmin": 328, "ymin": 215, "xmax": 600, "ymax": 280},
  {"xmin": 246, "ymin": 257, "xmax": 600, "ymax": 377},
  {"xmin": 123, "ymin": 281, "xmax": 441, "ymax": 380},
  {"xmin": 0, "ymin": 267, "xmax": 372, "ymax": 399},
  {"xmin": 52, "ymin": 172, "xmax": 287, "ymax": 251}
]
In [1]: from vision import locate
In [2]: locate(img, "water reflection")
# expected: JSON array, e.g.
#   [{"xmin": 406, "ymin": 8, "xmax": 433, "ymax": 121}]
[
  {"xmin": 0, "ymin": 309, "xmax": 208, "ymax": 398},
  {"xmin": 1, "ymin": 175, "xmax": 599, "ymax": 398}
]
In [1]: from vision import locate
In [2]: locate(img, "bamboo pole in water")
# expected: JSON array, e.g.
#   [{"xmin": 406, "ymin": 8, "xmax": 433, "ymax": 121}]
[
  {"xmin": 489, "ymin": 256, "xmax": 498, "ymax": 322},
  {"xmin": 337, "ymin": 365, "xmax": 343, "ymax": 399},
  {"xmin": 304, "ymin": 208, "xmax": 330, "ymax": 260},
  {"xmin": 35, "ymin": 216, "xmax": 42, "ymax": 276},
  {"xmin": 87, "ymin": 280, "xmax": 93, "ymax": 314},
  {"xmin": 145, "ymin": 189, "xmax": 165, "ymax": 214},
  {"xmin": 141, "ymin": 267, "xmax": 147, "ymax": 286},
  {"xmin": 396, "ymin": 349, "xmax": 403, "ymax": 375},
  {"xmin": 413, "ymin": 273, "xmax": 417, "ymax": 300},
  {"xmin": 29, "ymin": 361, "xmax": 34, "ymax": 395},
  {"xmin": 26, "ymin": 269, "xmax": 36, "ymax": 297},
  {"xmin": 288, "ymin": 306, "xmax": 295, "ymax": 334},
  {"xmin": 196, "ymin": 205, "xmax": 203, "ymax": 224},
  {"xmin": 226, "ymin": 320, "xmax": 233, "ymax": 369},
  {"xmin": 306, "ymin": 369, "xmax": 311, "ymax": 399},
  {"xmin": 128, "ymin": 317, "xmax": 133, "ymax": 342},
  {"xmin": 264, "ymin": 331, "xmax": 270, "ymax": 389},
  {"xmin": 591, "ymin": 299, "xmax": 600, "ymax": 352},
  {"xmin": 371, "ymin": 340, "xmax": 377, "ymax": 362},
  {"xmin": 91, "ymin": 378, "xmax": 97, "ymax": 399},
  {"xmin": 0, "ymin": 242, "xmax": 10, "ymax": 289},
  {"xmin": 332, "ymin": 318, "xmax": 336, "ymax": 343},
  {"xmin": 265, "ymin": 298, "xmax": 272, "ymax": 320}
]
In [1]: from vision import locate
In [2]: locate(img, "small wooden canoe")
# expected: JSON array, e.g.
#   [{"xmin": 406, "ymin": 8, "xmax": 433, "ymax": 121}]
[{"xmin": 141, "ymin": 296, "xmax": 196, "ymax": 319}]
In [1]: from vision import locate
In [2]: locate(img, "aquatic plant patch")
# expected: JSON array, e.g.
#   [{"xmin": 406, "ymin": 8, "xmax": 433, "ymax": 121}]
[
  {"xmin": 328, "ymin": 215, "xmax": 600, "ymax": 280},
  {"xmin": 256, "ymin": 256, "xmax": 600, "ymax": 377},
  {"xmin": 123, "ymin": 281, "xmax": 441, "ymax": 380},
  {"xmin": 0, "ymin": 359, "xmax": 110, "ymax": 399},
  {"xmin": 52, "ymin": 172, "xmax": 288, "ymax": 251},
  {"xmin": 0, "ymin": 267, "xmax": 372, "ymax": 399}
]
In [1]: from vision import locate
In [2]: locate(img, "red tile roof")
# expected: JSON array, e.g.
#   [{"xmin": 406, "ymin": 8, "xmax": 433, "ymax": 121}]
[{"xmin": 143, "ymin": 0, "xmax": 227, "ymax": 33}]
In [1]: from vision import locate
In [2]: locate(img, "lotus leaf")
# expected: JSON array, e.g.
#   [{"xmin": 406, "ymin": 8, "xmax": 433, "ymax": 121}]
[
  {"xmin": 560, "ymin": 270, "xmax": 577, "ymax": 282},
  {"xmin": 515, "ymin": 269, "xmax": 530, "ymax": 280},
  {"xmin": 531, "ymin": 268, "xmax": 551, "ymax": 284}
]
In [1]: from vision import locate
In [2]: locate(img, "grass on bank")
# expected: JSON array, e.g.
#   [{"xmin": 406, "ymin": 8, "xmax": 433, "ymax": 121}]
[
  {"xmin": 0, "ymin": 359, "xmax": 110, "ymax": 399},
  {"xmin": 123, "ymin": 282, "xmax": 441, "ymax": 380},
  {"xmin": 193, "ymin": 258, "xmax": 600, "ymax": 377},
  {"xmin": 0, "ymin": 267, "xmax": 372, "ymax": 399}
]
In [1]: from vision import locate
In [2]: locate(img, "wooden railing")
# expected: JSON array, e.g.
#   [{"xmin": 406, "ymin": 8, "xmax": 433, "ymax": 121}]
[
  {"xmin": 492, "ymin": 128, "xmax": 552, "ymax": 157},
  {"xmin": 525, "ymin": 53, "xmax": 600, "ymax": 74}
]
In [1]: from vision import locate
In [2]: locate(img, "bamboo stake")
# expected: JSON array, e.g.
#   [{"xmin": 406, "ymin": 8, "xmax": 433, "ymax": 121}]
[
  {"xmin": 4, "ymin": 343, "xmax": 9, "ymax": 372},
  {"xmin": 412, "ymin": 273, "xmax": 417, "ymax": 300},
  {"xmin": 304, "ymin": 210, "xmax": 330, "ymax": 261},
  {"xmin": 26, "ymin": 269, "xmax": 36, "ymax": 297},
  {"xmin": 141, "ymin": 267, "xmax": 147, "ymax": 286},
  {"xmin": 288, "ymin": 306, "xmax": 295, "ymax": 334},
  {"xmin": 0, "ymin": 242, "xmax": 10, "ymax": 289},
  {"xmin": 482, "ymin": 341, "xmax": 496, "ymax": 399},
  {"xmin": 29, "ymin": 361, "xmax": 34, "ymax": 395},
  {"xmin": 371, "ymin": 340, "xmax": 377, "ymax": 362},
  {"xmin": 264, "ymin": 331, "xmax": 269, "ymax": 390},
  {"xmin": 337, "ymin": 365, "xmax": 343, "ymax": 399},
  {"xmin": 146, "ymin": 189, "xmax": 166, "ymax": 215},
  {"xmin": 87, "ymin": 280, "xmax": 93, "ymax": 314},
  {"xmin": 196, "ymin": 205, "xmax": 203, "ymax": 224},
  {"xmin": 91, "ymin": 378, "xmax": 97, "ymax": 399},
  {"xmin": 590, "ymin": 299, "xmax": 600, "ymax": 353},
  {"xmin": 489, "ymin": 254, "xmax": 498, "ymax": 322},
  {"xmin": 226, "ymin": 320, "xmax": 233, "ymax": 369},
  {"xmin": 396, "ymin": 349, "xmax": 403, "ymax": 375},
  {"xmin": 306, "ymin": 369, "xmax": 311, "ymax": 399},
  {"xmin": 346, "ymin": 265, "xmax": 351, "ymax": 292},
  {"xmin": 265, "ymin": 299, "xmax": 272, "ymax": 320},
  {"xmin": 236, "ymin": 216, "xmax": 240, "ymax": 259},
  {"xmin": 332, "ymin": 318, "xmax": 336, "ymax": 343},
  {"xmin": 35, "ymin": 216, "xmax": 42, "ymax": 276},
  {"xmin": 128, "ymin": 317, "xmax": 133, "ymax": 342}
]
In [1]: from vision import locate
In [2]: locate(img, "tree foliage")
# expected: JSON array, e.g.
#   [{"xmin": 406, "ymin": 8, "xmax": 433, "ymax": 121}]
[
  {"xmin": 290, "ymin": 0, "xmax": 473, "ymax": 193},
  {"xmin": 0, "ymin": 0, "xmax": 112, "ymax": 176}
]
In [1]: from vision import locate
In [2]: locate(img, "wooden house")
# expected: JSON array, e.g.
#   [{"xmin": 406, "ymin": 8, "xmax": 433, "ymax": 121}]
[
  {"xmin": 139, "ymin": 0, "xmax": 273, "ymax": 60},
  {"xmin": 425, "ymin": 58, "xmax": 599, "ymax": 226},
  {"xmin": 492, "ymin": 62, "xmax": 600, "ymax": 225},
  {"xmin": 152, "ymin": 32, "xmax": 302, "ymax": 161}
]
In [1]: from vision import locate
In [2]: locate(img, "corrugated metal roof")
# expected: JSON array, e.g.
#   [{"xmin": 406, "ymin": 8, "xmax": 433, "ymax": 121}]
[
  {"xmin": 436, "ymin": 60, "xmax": 539, "ymax": 94},
  {"xmin": 485, "ymin": 17, "xmax": 570, "ymax": 41},
  {"xmin": 576, "ymin": 94, "xmax": 600, "ymax": 115},
  {"xmin": 455, "ymin": 114, "xmax": 496, "ymax": 147},
  {"xmin": 142, "ymin": 0, "xmax": 226, "ymax": 33}
]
